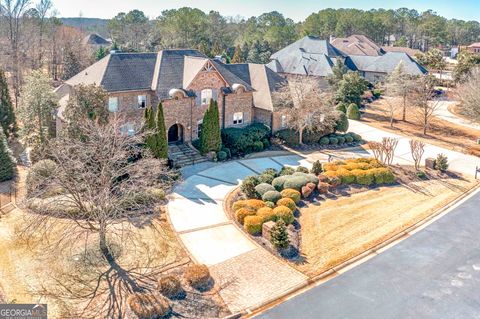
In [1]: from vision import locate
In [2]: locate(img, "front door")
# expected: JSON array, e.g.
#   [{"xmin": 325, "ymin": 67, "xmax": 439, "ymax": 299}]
[{"xmin": 168, "ymin": 124, "xmax": 183, "ymax": 143}]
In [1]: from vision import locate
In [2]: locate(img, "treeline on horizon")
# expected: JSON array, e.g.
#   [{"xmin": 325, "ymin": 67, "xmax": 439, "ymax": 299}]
[{"xmin": 84, "ymin": 7, "xmax": 480, "ymax": 59}]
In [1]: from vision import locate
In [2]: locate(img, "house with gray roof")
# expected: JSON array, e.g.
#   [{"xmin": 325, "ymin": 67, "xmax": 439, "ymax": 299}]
[
  {"xmin": 267, "ymin": 35, "xmax": 427, "ymax": 83},
  {"xmin": 56, "ymin": 49, "xmax": 286, "ymax": 144}
]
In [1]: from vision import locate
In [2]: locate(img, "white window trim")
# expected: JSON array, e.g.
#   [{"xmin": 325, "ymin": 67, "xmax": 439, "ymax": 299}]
[
  {"xmin": 281, "ymin": 115, "xmax": 287, "ymax": 128},
  {"xmin": 233, "ymin": 112, "xmax": 243, "ymax": 125},
  {"xmin": 137, "ymin": 95, "xmax": 147, "ymax": 108},
  {"xmin": 108, "ymin": 97, "xmax": 118, "ymax": 112},
  {"xmin": 201, "ymin": 89, "xmax": 213, "ymax": 105}
]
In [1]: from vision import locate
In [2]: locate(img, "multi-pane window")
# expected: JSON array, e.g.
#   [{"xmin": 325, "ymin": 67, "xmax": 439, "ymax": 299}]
[
  {"xmin": 201, "ymin": 89, "xmax": 213, "ymax": 105},
  {"xmin": 233, "ymin": 112, "xmax": 243, "ymax": 125},
  {"xmin": 137, "ymin": 95, "xmax": 147, "ymax": 108},
  {"xmin": 108, "ymin": 97, "xmax": 118, "ymax": 112}
]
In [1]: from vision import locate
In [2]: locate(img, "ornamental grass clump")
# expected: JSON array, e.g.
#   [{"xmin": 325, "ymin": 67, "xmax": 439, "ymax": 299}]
[
  {"xmin": 158, "ymin": 275, "xmax": 183, "ymax": 299},
  {"xmin": 127, "ymin": 292, "xmax": 171, "ymax": 319},
  {"xmin": 184, "ymin": 264, "xmax": 212, "ymax": 291}
]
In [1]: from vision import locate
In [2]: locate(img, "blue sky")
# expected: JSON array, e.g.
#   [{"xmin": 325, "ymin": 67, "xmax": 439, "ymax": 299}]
[{"xmin": 54, "ymin": 0, "xmax": 479, "ymax": 22}]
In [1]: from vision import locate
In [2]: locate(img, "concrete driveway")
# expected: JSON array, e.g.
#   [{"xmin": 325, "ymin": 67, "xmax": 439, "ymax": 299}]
[
  {"xmin": 434, "ymin": 100, "xmax": 480, "ymax": 130},
  {"xmin": 254, "ymin": 188, "xmax": 480, "ymax": 319},
  {"xmin": 168, "ymin": 156, "xmax": 310, "ymax": 313},
  {"xmin": 349, "ymin": 120, "xmax": 480, "ymax": 177}
]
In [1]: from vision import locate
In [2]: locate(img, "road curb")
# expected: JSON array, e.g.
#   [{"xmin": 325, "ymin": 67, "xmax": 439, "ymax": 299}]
[{"xmin": 243, "ymin": 182, "xmax": 480, "ymax": 318}]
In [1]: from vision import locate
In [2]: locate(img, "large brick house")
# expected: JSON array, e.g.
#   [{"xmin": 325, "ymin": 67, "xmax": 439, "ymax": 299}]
[
  {"xmin": 55, "ymin": 49, "xmax": 286, "ymax": 143},
  {"xmin": 267, "ymin": 35, "xmax": 427, "ymax": 83}
]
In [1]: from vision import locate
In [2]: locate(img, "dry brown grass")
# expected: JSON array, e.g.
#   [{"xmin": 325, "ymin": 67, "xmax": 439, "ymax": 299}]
[
  {"xmin": 294, "ymin": 175, "xmax": 478, "ymax": 277},
  {"xmin": 363, "ymin": 98, "xmax": 480, "ymax": 156}
]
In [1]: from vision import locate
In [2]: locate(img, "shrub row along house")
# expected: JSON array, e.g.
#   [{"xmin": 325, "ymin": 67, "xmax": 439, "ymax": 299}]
[
  {"xmin": 267, "ymin": 35, "xmax": 427, "ymax": 83},
  {"xmin": 55, "ymin": 49, "xmax": 286, "ymax": 144}
]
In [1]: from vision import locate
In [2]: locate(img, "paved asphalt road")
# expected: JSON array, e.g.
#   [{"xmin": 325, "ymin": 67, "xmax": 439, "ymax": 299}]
[{"xmin": 255, "ymin": 189, "xmax": 480, "ymax": 319}]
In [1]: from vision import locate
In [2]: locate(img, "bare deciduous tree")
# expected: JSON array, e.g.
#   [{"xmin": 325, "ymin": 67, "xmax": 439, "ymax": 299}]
[
  {"xmin": 368, "ymin": 137, "xmax": 399, "ymax": 165},
  {"xmin": 382, "ymin": 137, "xmax": 399, "ymax": 166},
  {"xmin": 411, "ymin": 75, "xmax": 441, "ymax": 135},
  {"xmin": 273, "ymin": 76, "xmax": 338, "ymax": 145},
  {"xmin": 0, "ymin": 0, "xmax": 32, "ymax": 107},
  {"xmin": 21, "ymin": 118, "xmax": 178, "ymax": 317},
  {"xmin": 409, "ymin": 139, "xmax": 425, "ymax": 170},
  {"xmin": 456, "ymin": 67, "xmax": 480, "ymax": 122}
]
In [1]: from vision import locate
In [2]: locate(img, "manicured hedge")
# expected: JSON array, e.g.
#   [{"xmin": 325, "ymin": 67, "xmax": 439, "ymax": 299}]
[
  {"xmin": 221, "ymin": 123, "xmax": 270, "ymax": 155},
  {"xmin": 244, "ymin": 215, "xmax": 264, "ymax": 235},
  {"xmin": 277, "ymin": 197, "xmax": 296, "ymax": 211},
  {"xmin": 322, "ymin": 158, "xmax": 396, "ymax": 186},
  {"xmin": 273, "ymin": 206, "xmax": 294, "ymax": 225},
  {"xmin": 255, "ymin": 183, "xmax": 276, "ymax": 196},
  {"xmin": 262, "ymin": 190, "xmax": 282, "ymax": 203}
]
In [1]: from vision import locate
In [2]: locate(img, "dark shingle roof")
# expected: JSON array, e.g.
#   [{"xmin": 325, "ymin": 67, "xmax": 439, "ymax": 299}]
[
  {"xmin": 101, "ymin": 53, "xmax": 157, "ymax": 92},
  {"xmin": 155, "ymin": 50, "xmax": 206, "ymax": 99},
  {"xmin": 347, "ymin": 52, "xmax": 427, "ymax": 75},
  {"xmin": 82, "ymin": 33, "xmax": 111, "ymax": 45},
  {"xmin": 211, "ymin": 60, "xmax": 253, "ymax": 91},
  {"xmin": 265, "ymin": 67, "xmax": 287, "ymax": 92}
]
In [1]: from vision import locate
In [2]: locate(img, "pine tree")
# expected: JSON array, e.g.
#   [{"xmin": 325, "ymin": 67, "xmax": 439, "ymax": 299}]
[
  {"xmin": 247, "ymin": 41, "xmax": 261, "ymax": 63},
  {"xmin": 200, "ymin": 100, "xmax": 221, "ymax": 154},
  {"xmin": 155, "ymin": 103, "xmax": 168, "ymax": 159},
  {"xmin": 62, "ymin": 47, "xmax": 82, "ymax": 80},
  {"xmin": 231, "ymin": 45, "xmax": 243, "ymax": 63},
  {"xmin": 0, "ymin": 68, "xmax": 17, "ymax": 138},
  {"xmin": 270, "ymin": 219, "xmax": 290, "ymax": 250},
  {"xmin": 0, "ymin": 128, "xmax": 15, "ymax": 182}
]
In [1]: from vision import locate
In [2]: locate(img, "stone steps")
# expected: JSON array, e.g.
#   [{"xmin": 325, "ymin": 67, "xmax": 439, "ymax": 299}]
[{"xmin": 168, "ymin": 143, "xmax": 208, "ymax": 167}]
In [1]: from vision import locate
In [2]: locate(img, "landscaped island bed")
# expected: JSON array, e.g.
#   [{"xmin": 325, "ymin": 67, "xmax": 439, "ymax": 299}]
[
  {"xmin": 229, "ymin": 158, "xmax": 478, "ymax": 279},
  {"xmin": 296, "ymin": 169, "xmax": 477, "ymax": 277}
]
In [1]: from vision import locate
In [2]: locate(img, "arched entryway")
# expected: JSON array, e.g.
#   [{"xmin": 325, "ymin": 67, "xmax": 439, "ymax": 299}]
[{"xmin": 168, "ymin": 124, "xmax": 184, "ymax": 143}]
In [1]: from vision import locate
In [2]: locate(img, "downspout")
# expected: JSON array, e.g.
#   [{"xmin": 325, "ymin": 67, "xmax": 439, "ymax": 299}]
[
  {"xmin": 190, "ymin": 96, "xmax": 193, "ymax": 141},
  {"xmin": 222, "ymin": 91, "xmax": 226, "ymax": 129}
]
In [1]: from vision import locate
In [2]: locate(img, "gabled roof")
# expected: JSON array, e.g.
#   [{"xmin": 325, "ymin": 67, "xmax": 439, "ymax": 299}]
[
  {"xmin": 382, "ymin": 46, "xmax": 422, "ymax": 57},
  {"xmin": 467, "ymin": 42, "xmax": 480, "ymax": 48},
  {"xmin": 102, "ymin": 53, "xmax": 158, "ymax": 92},
  {"xmin": 347, "ymin": 52, "xmax": 427, "ymax": 75},
  {"xmin": 268, "ymin": 36, "xmax": 346, "ymax": 77},
  {"xmin": 82, "ymin": 33, "xmax": 111, "ymax": 46},
  {"xmin": 331, "ymin": 35, "xmax": 383, "ymax": 56},
  {"xmin": 63, "ymin": 49, "xmax": 284, "ymax": 109},
  {"xmin": 268, "ymin": 34, "xmax": 428, "ymax": 79}
]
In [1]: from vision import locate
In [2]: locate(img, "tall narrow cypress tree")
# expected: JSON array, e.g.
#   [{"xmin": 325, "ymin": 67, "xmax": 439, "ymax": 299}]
[
  {"xmin": 200, "ymin": 99, "xmax": 221, "ymax": 154},
  {"xmin": 0, "ymin": 128, "xmax": 15, "ymax": 182},
  {"xmin": 0, "ymin": 68, "xmax": 17, "ymax": 138},
  {"xmin": 144, "ymin": 106, "xmax": 158, "ymax": 156},
  {"xmin": 155, "ymin": 103, "xmax": 168, "ymax": 159}
]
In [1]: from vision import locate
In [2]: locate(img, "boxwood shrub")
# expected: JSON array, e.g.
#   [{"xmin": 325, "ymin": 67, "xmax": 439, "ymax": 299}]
[
  {"xmin": 319, "ymin": 137, "xmax": 330, "ymax": 145},
  {"xmin": 279, "ymin": 166, "xmax": 295, "ymax": 176},
  {"xmin": 244, "ymin": 215, "xmax": 264, "ymax": 235},
  {"xmin": 329, "ymin": 137, "xmax": 339, "ymax": 145},
  {"xmin": 283, "ymin": 175, "xmax": 309, "ymax": 191},
  {"xmin": 273, "ymin": 206, "xmax": 295, "ymax": 225},
  {"xmin": 257, "ymin": 207, "xmax": 277, "ymax": 223},
  {"xmin": 262, "ymin": 190, "xmax": 282, "ymax": 203},
  {"xmin": 235, "ymin": 208, "xmax": 256, "ymax": 224},
  {"xmin": 280, "ymin": 188, "xmax": 301, "ymax": 204},
  {"xmin": 277, "ymin": 197, "xmax": 296, "ymax": 211},
  {"xmin": 272, "ymin": 175, "xmax": 289, "ymax": 191},
  {"xmin": 255, "ymin": 183, "xmax": 276, "ymax": 196}
]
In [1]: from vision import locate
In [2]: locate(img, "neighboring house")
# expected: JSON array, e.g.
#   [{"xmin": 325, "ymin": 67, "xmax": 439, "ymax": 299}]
[
  {"xmin": 466, "ymin": 43, "xmax": 480, "ymax": 54},
  {"xmin": 82, "ymin": 33, "xmax": 112, "ymax": 50},
  {"xmin": 267, "ymin": 35, "xmax": 427, "ymax": 83},
  {"xmin": 55, "ymin": 49, "xmax": 286, "ymax": 143}
]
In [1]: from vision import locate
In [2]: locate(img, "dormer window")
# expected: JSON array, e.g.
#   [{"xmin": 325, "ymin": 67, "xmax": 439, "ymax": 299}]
[
  {"xmin": 201, "ymin": 89, "xmax": 213, "ymax": 105},
  {"xmin": 137, "ymin": 95, "xmax": 147, "ymax": 108}
]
